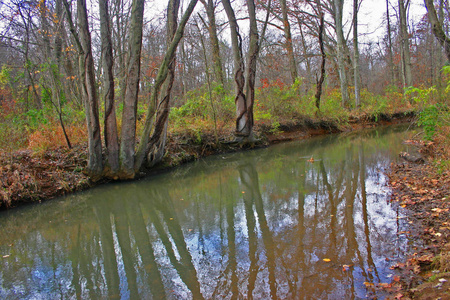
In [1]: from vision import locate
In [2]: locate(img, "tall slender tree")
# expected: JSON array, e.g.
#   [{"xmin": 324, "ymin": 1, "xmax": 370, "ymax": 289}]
[
  {"xmin": 119, "ymin": 0, "xmax": 145, "ymax": 178},
  {"xmin": 332, "ymin": 0, "xmax": 350, "ymax": 107},
  {"xmin": 399, "ymin": 0, "xmax": 412, "ymax": 88},
  {"xmin": 99, "ymin": 0, "xmax": 120, "ymax": 175},
  {"xmin": 424, "ymin": 0, "xmax": 450, "ymax": 61},
  {"xmin": 353, "ymin": 0, "xmax": 361, "ymax": 108},
  {"xmin": 199, "ymin": 0, "xmax": 224, "ymax": 86},
  {"xmin": 281, "ymin": 0, "xmax": 298, "ymax": 84}
]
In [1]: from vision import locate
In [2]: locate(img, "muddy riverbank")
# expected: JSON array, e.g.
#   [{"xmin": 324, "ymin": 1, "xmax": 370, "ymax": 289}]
[{"xmin": 0, "ymin": 111, "xmax": 414, "ymax": 209}]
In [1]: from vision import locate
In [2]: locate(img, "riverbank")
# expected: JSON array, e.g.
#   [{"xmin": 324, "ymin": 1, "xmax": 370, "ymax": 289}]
[
  {"xmin": 385, "ymin": 129, "xmax": 450, "ymax": 299},
  {"xmin": 0, "ymin": 111, "xmax": 414, "ymax": 209}
]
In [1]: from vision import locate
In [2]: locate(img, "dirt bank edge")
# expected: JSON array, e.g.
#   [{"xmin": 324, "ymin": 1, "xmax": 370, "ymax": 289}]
[{"xmin": 0, "ymin": 111, "xmax": 415, "ymax": 210}]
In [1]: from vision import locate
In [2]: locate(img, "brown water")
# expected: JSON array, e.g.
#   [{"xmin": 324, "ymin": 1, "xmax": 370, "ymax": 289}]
[{"xmin": 0, "ymin": 125, "xmax": 415, "ymax": 299}]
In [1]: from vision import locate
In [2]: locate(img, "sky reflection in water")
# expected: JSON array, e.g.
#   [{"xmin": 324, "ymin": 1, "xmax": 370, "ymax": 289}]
[{"xmin": 0, "ymin": 125, "xmax": 414, "ymax": 299}]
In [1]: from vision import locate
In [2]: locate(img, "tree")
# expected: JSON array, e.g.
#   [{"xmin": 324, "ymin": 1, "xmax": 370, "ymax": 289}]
[
  {"xmin": 386, "ymin": 0, "xmax": 396, "ymax": 84},
  {"xmin": 199, "ymin": 0, "xmax": 224, "ymax": 86},
  {"xmin": 99, "ymin": 0, "xmax": 120, "ymax": 175},
  {"xmin": 62, "ymin": 0, "xmax": 198, "ymax": 179},
  {"xmin": 223, "ymin": 0, "xmax": 264, "ymax": 141},
  {"xmin": 315, "ymin": 0, "xmax": 326, "ymax": 111},
  {"xmin": 136, "ymin": 0, "xmax": 199, "ymax": 169},
  {"xmin": 222, "ymin": 0, "xmax": 250, "ymax": 139},
  {"xmin": 281, "ymin": 0, "xmax": 298, "ymax": 84},
  {"xmin": 332, "ymin": 0, "xmax": 350, "ymax": 107},
  {"xmin": 353, "ymin": 0, "xmax": 361, "ymax": 108},
  {"xmin": 424, "ymin": 0, "xmax": 450, "ymax": 62},
  {"xmin": 398, "ymin": 0, "xmax": 412, "ymax": 88},
  {"xmin": 64, "ymin": 0, "xmax": 104, "ymax": 179}
]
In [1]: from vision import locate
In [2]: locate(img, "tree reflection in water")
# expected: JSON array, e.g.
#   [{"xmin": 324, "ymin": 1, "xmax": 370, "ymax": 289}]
[{"xmin": 0, "ymin": 126, "xmax": 413, "ymax": 299}]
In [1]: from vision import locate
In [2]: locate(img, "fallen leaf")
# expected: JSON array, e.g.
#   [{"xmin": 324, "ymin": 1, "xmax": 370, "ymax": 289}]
[
  {"xmin": 363, "ymin": 282, "xmax": 375, "ymax": 287},
  {"xmin": 393, "ymin": 275, "xmax": 401, "ymax": 282},
  {"xmin": 395, "ymin": 292, "xmax": 404, "ymax": 299},
  {"xmin": 342, "ymin": 264, "xmax": 352, "ymax": 271}
]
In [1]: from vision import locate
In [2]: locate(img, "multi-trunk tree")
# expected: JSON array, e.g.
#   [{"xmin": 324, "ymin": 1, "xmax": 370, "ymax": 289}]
[{"xmin": 63, "ymin": 0, "xmax": 198, "ymax": 179}]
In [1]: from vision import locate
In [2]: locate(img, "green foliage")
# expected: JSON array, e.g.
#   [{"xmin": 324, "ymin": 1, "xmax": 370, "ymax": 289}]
[
  {"xmin": 0, "ymin": 66, "xmax": 11, "ymax": 87},
  {"xmin": 405, "ymin": 85, "xmax": 437, "ymax": 105},
  {"xmin": 418, "ymin": 104, "xmax": 440, "ymax": 140},
  {"xmin": 319, "ymin": 89, "xmax": 348, "ymax": 120},
  {"xmin": 170, "ymin": 83, "xmax": 234, "ymax": 125}
]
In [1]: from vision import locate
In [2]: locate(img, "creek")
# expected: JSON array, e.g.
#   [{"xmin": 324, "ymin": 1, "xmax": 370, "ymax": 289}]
[{"xmin": 0, "ymin": 125, "xmax": 416, "ymax": 299}]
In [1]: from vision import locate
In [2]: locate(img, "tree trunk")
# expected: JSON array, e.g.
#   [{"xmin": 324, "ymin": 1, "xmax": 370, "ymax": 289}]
[
  {"xmin": 281, "ymin": 0, "xmax": 298, "ymax": 84},
  {"xmin": 386, "ymin": 0, "xmax": 395, "ymax": 84},
  {"xmin": 399, "ymin": 0, "xmax": 412, "ymax": 88},
  {"xmin": 76, "ymin": 0, "xmax": 103, "ymax": 179},
  {"xmin": 145, "ymin": 0, "xmax": 180, "ymax": 167},
  {"xmin": 243, "ymin": 0, "xmax": 259, "ymax": 140},
  {"xmin": 201, "ymin": 0, "xmax": 224, "ymax": 86},
  {"xmin": 424, "ymin": 0, "xmax": 450, "ymax": 62},
  {"xmin": 135, "ymin": 0, "xmax": 198, "ymax": 171},
  {"xmin": 119, "ymin": 0, "xmax": 145, "ymax": 178},
  {"xmin": 315, "ymin": 4, "xmax": 326, "ymax": 112},
  {"xmin": 333, "ymin": 0, "xmax": 350, "ymax": 107},
  {"xmin": 222, "ymin": 0, "xmax": 250, "ymax": 138},
  {"xmin": 280, "ymin": 0, "xmax": 298, "ymax": 83},
  {"xmin": 353, "ymin": 0, "xmax": 361, "ymax": 108},
  {"xmin": 99, "ymin": 0, "xmax": 120, "ymax": 175}
]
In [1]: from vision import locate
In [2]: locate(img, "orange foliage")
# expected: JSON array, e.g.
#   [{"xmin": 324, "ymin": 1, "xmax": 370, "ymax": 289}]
[
  {"xmin": 28, "ymin": 124, "xmax": 87, "ymax": 154},
  {"xmin": 0, "ymin": 87, "xmax": 16, "ymax": 119},
  {"xmin": 259, "ymin": 78, "xmax": 285, "ymax": 90}
]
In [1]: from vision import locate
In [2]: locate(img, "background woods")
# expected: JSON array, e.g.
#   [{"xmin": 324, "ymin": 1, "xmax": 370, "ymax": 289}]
[{"xmin": 0, "ymin": 0, "xmax": 449, "ymax": 180}]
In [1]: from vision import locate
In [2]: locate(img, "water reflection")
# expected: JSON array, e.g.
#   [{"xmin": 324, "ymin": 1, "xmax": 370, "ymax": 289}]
[{"xmin": 0, "ymin": 126, "xmax": 412, "ymax": 299}]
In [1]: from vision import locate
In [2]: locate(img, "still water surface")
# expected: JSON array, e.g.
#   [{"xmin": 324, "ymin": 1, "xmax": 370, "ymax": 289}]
[{"xmin": 0, "ymin": 126, "xmax": 415, "ymax": 299}]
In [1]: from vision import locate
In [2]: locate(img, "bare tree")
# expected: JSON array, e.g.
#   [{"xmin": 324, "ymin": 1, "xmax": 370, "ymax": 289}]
[
  {"xmin": 281, "ymin": 0, "xmax": 298, "ymax": 84},
  {"xmin": 199, "ymin": 0, "xmax": 225, "ymax": 86},
  {"xmin": 332, "ymin": 0, "xmax": 350, "ymax": 107},
  {"xmin": 398, "ymin": 0, "xmax": 412, "ymax": 88},
  {"xmin": 315, "ymin": 0, "xmax": 326, "ymax": 111},
  {"xmin": 63, "ymin": 0, "xmax": 103, "ymax": 179},
  {"xmin": 353, "ymin": 0, "xmax": 361, "ymax": 108},
  {"xmin": 99, "ymin": 0, "xmax": 120, "ymax": 175},
  {"xmin": 424, "ymin": 0, "xmax": 450, "ymax": 61}
]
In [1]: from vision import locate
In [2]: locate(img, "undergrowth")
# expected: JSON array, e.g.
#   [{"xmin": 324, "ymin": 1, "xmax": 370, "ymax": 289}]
[{"xmin": 1, "ymin": 76, "xmax": 445, "ymax": 157}]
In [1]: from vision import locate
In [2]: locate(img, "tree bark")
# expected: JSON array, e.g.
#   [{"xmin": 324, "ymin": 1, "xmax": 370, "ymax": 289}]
[
  {"xmin": 135, "ymin": 0, "xmax": 198, "ymax": 171},
  {"xmin": 119, "ymin": 0, "xmax": 145, "ymax": 178},
  {"xmin": 353, "ymin": 0, "xmax": 361, "ymax": 108},
  {"xmin": 201, "ymin": 0, "xmax": 225, "ymax": 86},
  {"xmin": 145, "ymin": 0, "xmax": 180, "ymax": 167},
  {"xmin": 424, "ymin": 0, "xmax": 450, "ymax": 62},
  {"xmin": 222, "ymin": 0, "xmax": 250, "ymax": 138},
  {"xmin": 76, "ymin": 0, "xmax": 103, "ymax": 179},
  {"xmin": 243, "ymin": 0, "xmax": 259, "ymax": 140},
  {"xmin": 281, "ymin": 0, "xmax": 298, "ymax": 84},
  {"xmin": 386, "ymin": 0, "xmax": 396, "ymax": 84},
  {"xmin": 333, "ymin": 0, "xmax": 350, "ymax": 107},
  {"xmin": 399, "ymin": 0, "xmax": 412, "ymax": 88},
  {"xmin": 315, "ymin": 3, "xmax": 326, "ymax": 111},
  {"xmin": 99, "ymin": 0, "xmax": 120, "ymax": 175}
]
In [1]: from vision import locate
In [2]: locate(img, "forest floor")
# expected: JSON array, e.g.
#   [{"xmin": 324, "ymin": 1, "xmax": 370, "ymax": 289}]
[{"xmin": 383, "ymin": 134, "xmax": 450, "ymax": 299}]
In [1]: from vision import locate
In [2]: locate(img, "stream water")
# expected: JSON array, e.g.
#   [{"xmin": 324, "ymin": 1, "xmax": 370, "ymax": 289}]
[{"xmin": 0, "ymin": 125, "xmax": 416, "ymax": 299}]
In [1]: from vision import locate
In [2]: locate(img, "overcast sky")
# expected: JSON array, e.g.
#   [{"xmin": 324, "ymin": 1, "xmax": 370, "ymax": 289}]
[{"xmin": 345, "ymin": 0, "xmax": 427, "ymax": 44}]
